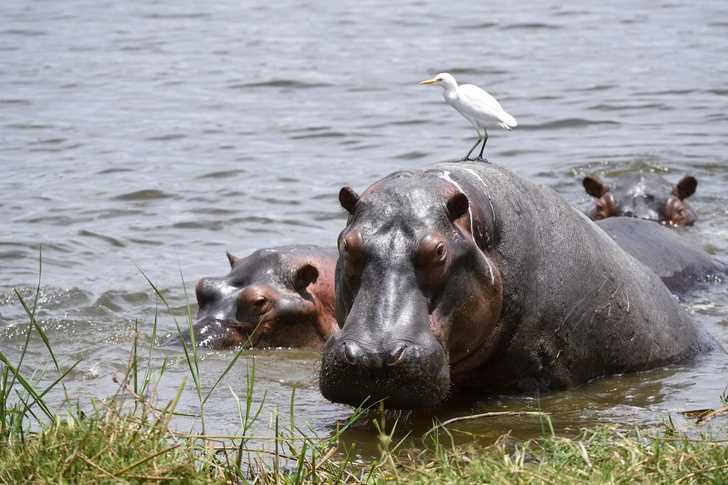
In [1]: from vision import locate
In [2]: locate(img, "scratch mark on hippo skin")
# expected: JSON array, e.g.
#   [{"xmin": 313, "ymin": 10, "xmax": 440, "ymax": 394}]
[
  {"xmin": 435, "ymin": 170, "xmax": 474, "ymax": 230},
  {"xmin": 458, "ymin": 167, "xmax": 498, "ymax": 230},
  {"xmin": 434, "ymin": 169, "xmax": 496, "ymax": 286}
]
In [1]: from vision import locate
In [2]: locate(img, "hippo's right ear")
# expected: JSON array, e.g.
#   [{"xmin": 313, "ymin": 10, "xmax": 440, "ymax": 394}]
[
  {"xmin": 673, "ymin": 176, "xmax": 697, "ymax": 200},
  {"xmin": 293, "ymin": 264, "xmax": 319, "ymax": 291},
  {"xmin": 446, "ymin": 192, "xmax": 470, "ymax": 221},
  {"xmin": 583, "ymin": 176, "xmax": 608, "ymax": 198},
  {"xmin": 339, "ymin": 186, "xmax": 360, "ymax": 215},
  {"xmin": 226, "ymin": 251, "xmax": 239, "ymax": 268}
]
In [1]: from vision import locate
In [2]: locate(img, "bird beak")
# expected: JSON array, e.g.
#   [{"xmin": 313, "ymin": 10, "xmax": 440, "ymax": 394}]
[{"xmin": 419, "ymin": 78, "xmax": 438, "ymax": 85}]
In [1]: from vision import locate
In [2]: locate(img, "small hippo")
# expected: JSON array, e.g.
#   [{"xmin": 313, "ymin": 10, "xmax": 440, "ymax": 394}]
[
  {"xmin": 176, "ymin": 246, "xmax": 338, "ymax": 349},
  {"xmin": 597, "ymin": 217, "xmax": 726, "ymax": 296},
  {"xmin": 320, "ymin": 162, "xmax": 719, "ymax": 409},
  {"xmin": 583, "ymin": 172, "xmax": 697, "ymax": 226}
]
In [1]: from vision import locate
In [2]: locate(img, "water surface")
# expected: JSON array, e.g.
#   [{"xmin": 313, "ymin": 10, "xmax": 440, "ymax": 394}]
[{"xmin": 2, "ymin": 0, "xmax": 727, "ymax": 456}]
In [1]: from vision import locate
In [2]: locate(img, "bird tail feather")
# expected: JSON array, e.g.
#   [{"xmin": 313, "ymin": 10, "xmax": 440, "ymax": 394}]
[{"xmin": 500, "ymin": 112, "xmax": 518, "ymax": 129}]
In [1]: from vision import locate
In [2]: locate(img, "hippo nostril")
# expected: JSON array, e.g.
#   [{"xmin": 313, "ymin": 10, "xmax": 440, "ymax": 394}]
[
  {"xmin": 343, "ymin": 341, "xmax": 363, "ymax": 366},
  {"xmin": 386, "ymin": 343, "xmax": 408, "ymax": 367}
]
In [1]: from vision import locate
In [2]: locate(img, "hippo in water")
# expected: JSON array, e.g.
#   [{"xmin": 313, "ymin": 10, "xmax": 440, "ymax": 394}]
[
  {"xmin": 173, "ymin": 227, "xmax": 719, "ymax": 351},
  {"xmin": 596, "ymin": 218, "xmax": 726, "ymax": 296},
  {"xmin": 175, "ymin": 246, "xmax": 338, "ymax": 349},
  {"xmin": 320, "ymin": 162, "xmax": 719, "ymax": 409},
  {"xmin": 583, "ymin": 172, "xmax": 697, "ymax": 226}
]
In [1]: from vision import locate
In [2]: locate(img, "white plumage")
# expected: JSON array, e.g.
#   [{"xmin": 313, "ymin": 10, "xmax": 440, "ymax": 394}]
[{"xmin": 420, "ymin": 72, "xmax": 517, "ymax": 161}]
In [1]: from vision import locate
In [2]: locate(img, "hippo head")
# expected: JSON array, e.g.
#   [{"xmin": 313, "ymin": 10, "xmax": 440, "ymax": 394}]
[
  {"xmin": 583, "ymin": 172, "xmax": 697, "ymax": 226},
  {"xmin": 319, "ymin": 171, "xmax": 503, "ymax": 409},
  {"xmin": 186, "ymin": 248, "xmax": 337, "ymax": 349}
]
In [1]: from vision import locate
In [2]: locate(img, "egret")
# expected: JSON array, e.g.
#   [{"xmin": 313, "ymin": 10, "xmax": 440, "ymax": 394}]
[{"xmin": 420, "ymin": 72, "xmax": 517, "ymax": 161}]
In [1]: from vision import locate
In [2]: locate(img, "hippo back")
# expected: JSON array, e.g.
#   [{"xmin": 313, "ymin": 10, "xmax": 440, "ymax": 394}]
[
  {"xmin": 596, "ymin": 217, "xmax": 727, "ymax": 295},
  {"xmin": 432, "ymin": 162, "xmax": 719, "ymax": 391}
]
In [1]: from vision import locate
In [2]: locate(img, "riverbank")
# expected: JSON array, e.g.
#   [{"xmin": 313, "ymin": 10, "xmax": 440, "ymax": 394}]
[{"xmin": 1, "ymin": 406, "xmax": 727, "ymax": 483}]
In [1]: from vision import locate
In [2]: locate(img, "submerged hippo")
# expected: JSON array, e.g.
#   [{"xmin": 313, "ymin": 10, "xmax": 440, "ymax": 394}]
[
  {"xmin": 175, "ymin": 246, "xmax": 338, "ymax": 349},
  {"xmin": 597, "ymin": 218, "xmax": 726, "ymax": 296},
  {"xmin": 320, "ymin": 162, "xmax": 719, "ymax": 409},
  {"xmin": 583, "ymin": 172, "xmax": 697, "ymax": 226}
]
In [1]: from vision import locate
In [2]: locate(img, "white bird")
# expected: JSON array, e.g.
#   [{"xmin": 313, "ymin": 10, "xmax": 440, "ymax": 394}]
[{"xmin": 420, "ymin": 72, "xmax": 517, "ymax": 161}]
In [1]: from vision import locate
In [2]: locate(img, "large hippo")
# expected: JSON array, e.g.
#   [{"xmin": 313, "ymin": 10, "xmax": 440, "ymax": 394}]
[
  {"xmin": 597, "ymin": 218, "xmax": 726, "ymax": 296},
  {"xmin": 583, "ymin": 172, "xmax": 697, "ymax": 226},
  {"xmin": 175, "ymin": 246, "xmax": 338, "ymax": 349},
  {"xmin": 320, "ymin": 162, "xmax": 719, "ymax": 409}
]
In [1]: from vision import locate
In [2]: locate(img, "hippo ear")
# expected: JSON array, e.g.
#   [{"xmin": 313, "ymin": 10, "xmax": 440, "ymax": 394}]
[
  {"xmin": 583, "ymin": 176, "xmax": 608, "ymax": 198},
  {"xmin": 446, "ymin": 192, "xmax": 470, "ymax": 221},
  {"xmin": 673, "ymin": 176, "xmax": 697, "ymax": 200},
  {"xmin": 293, "ymin": 264, "xmax": 319, "ymax": 291},
  {"xmin": 339, "ymin": 186, "xmax": 360, "ymax": 215},
  {"xmin": 226, "ymin": 251, "xmax": 239, "ymax": 268}
]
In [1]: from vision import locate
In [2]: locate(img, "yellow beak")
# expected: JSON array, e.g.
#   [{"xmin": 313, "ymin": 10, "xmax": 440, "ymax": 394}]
[{"xmin": 419, "ymin": 78, "xmax": 438, "ymax": 85}]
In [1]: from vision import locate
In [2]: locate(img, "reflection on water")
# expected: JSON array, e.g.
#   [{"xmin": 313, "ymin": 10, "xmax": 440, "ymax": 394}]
[{"xmin": 2, "ymin": 0, "xmax": 728, "ymax": 457}]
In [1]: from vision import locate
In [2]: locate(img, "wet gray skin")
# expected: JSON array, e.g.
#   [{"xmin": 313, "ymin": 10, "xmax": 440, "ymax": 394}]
[
  {"xmin": 596, "ymin": 217, "xmax": 727, "ymax": 296},
  {"xmin": 172, "ymin": 246, "xmax": 338, "ymax": 349},
  {"xmin": 320, "ymin": 162, "xmax": 721, "ymax": 410},
  {"xmin": 583, "ymin": 172, "xmax": 697, "ymax": 226}
]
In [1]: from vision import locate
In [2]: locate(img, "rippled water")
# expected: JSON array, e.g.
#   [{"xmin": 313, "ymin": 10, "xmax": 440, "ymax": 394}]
[{"xmin": 2, "ymin": 0, "xmax": 728, "ymax": 455}]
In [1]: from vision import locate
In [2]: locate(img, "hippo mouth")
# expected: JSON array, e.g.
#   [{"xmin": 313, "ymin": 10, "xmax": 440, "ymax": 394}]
[
  {"xmin": 319, "ymin": 334, "xmax": 451, "ymax": 409},
  {"xmin": 216, "ymin": 318, "xmax": 267, "ymax": 347},
  {"xmin": 186, "ymin": 317, "xmax": 265, "ymax": 348}
]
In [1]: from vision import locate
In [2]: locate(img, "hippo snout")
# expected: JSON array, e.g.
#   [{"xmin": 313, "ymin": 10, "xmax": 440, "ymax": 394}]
[
  {"xmin": 342, "ymin": 341, "xmax": 415, "ymax": 368},
  {"xmin": 319, "ymin": 335, "xmax": 450, "ymax": 409}
]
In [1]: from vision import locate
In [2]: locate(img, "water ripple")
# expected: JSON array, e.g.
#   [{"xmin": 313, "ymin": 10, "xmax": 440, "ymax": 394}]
[
  {"xmin": 227, "ymin": 79, "xmax": 331, "ymax": 89},
  {"xmin": 78, "ymin": 230, "xmax": 126, "ymax": 248},
  {"xmin": 458, "ymin": 22, "xmax": 498, "ymax": 30},
  {"xmin": 0, "ymin": 98, "xmax": 31, "ymax": 105},
  {"xmin": 500, "ymin": 22, "xmax": 562, "ymax": 30},
  {"xmin": 144, "ymin": 133, "xmax": 187, "ymax": 142},
  {"xmin": 524, "ymin": 118, "xmax": 620, "ymax": 130},
  {"xmin": 1, "ymin": 29, "xmax": 47, "ymax": 36},
  {"xmin": 112, "ymin": 189, "xmax": 174, "ymax": 201}
]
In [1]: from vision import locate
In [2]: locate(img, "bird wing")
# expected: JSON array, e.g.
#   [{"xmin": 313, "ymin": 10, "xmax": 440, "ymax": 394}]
[{"xmin": 456, "ymin": 84, "xmax": 516, "ymax": 127}]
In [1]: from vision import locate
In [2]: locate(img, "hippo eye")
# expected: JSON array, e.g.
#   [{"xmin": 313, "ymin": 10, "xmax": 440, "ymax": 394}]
[
  {"xmin": 416, "ymin": 235, "xmax": 448, "ymax": 267},
  {"xmin": 340, "ymin": 230, "xmax": 364, "ymax": 262},
  {"xmin": 254, "ymin": 296, "xmax": 267, "ymax": 307}
]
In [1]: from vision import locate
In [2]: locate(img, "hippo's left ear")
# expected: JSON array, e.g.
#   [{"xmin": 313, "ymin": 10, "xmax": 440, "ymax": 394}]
[
  {"xmin": 446, "ymin": 192, "xmax": 470, "ymax": 221},
  {"xmin": 293, "ymin": 264, "xmax": 319, "ymax": 291},
  {"xmin": 583, "ymin": 176, "xmax": 608, "ymax": 198},
  {"xmin": 226, "ymin": 251, "xmax": 239, "ymax": 268},
  {"xmin": 673, "ymin": 176, "xmax": 697, "ymax": 200},
  {"xmin": 339, "ymin": 186, "xmax": 360, "ymax": 215}
]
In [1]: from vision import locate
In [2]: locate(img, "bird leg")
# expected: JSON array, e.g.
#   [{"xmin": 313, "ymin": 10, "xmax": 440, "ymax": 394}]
[
  {"xmin": 464, "ymin": 135, "xmax": 482, "ymax": 161},
  {"xmin": 476, "ymin": 131, "xmax": 489, "ymax": 162}
]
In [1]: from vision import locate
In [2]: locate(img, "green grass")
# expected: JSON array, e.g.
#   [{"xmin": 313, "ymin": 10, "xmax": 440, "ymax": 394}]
[
  {"xmin": 1, "ymin": 255, "xmax": 727, "ymax": 483},
  {"xmin": 369, "ymin": 425, "xmax": 728, "ymax": 484}
]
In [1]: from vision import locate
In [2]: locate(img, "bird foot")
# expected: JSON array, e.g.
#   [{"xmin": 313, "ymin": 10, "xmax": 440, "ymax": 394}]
[{"xmin": 475, "ymin": 156, "xmax": 490, "ymax": 163}]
